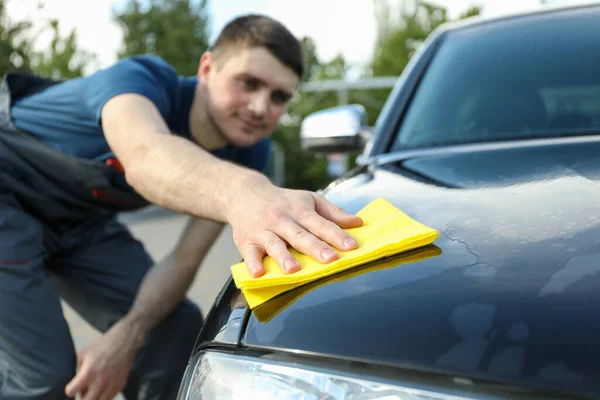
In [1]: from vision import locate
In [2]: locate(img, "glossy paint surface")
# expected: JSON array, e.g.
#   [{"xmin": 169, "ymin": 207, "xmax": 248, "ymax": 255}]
[{"xmin": 239, "ymin": 140, "xmax": 600, "ymax": 397}]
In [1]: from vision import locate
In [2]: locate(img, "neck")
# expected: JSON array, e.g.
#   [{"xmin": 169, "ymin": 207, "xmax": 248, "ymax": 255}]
[{"xmin": 189, "ymin": 86, "xmax": 228, "ymax": 151}]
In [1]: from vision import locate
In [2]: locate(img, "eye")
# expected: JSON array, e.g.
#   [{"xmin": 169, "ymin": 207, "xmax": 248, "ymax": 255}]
[
  {"xmin": 242, "ymin": 78, "xmax": 259, "ymax": 91},
  {"xmin": 271, "ymin": 91, "xmax": 291, "ymax": 105}
]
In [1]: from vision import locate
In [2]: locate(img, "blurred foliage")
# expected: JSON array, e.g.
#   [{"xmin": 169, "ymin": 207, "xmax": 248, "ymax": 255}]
[
  {"xmin": 0, "ymin": 0, "xmax": 95, "ymax": 79},
  {"xmin": 361, "ymin": 1, "xmax": 482, "ymax": 128},
  {"xmin": 114, "ymin": 0, "xmax": 210, "ymax": 76},
  {"xmin": 32, "ymin": 19, "xmax": 96, "ymax": 80},
  {"xmin": 459, "ymin": 6, "xmax": 484, "ymax": 19},
  {"xmin": 0, "ymin": 0, "xmax": 33, "ymax": 76}
]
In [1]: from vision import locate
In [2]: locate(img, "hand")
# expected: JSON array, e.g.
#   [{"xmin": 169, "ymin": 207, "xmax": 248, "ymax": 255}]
[
  {"xmin": 65, "ymin": 320, "xmax": 143, "ymax": 400},
  {"xmin": 227, "ymin": 175, "xmax": 363, "ymax": 278}
]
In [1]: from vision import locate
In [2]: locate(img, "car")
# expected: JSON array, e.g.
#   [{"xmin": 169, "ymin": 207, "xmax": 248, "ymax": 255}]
[{"xmin": 176, "ymin": 3, "xmax": 600, "ymax": 399}]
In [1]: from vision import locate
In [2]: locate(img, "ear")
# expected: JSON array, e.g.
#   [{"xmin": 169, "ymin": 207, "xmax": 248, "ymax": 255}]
[{"xmin": 197, "ymin": 51, "xmax": 214, "ymax": 86}]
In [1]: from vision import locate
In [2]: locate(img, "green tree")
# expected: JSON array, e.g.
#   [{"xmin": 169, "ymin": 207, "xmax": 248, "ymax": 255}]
[
  {"xmin": 371, "ymin": 1, "xmax": 455, "ymax": 77},
  {"xmin": 31, "ymin": 19, "xmax": 96, "ymax": 80},
  {"xmin": 300, "ymin": 36, "xmax": 320, "ymax": 82},
  {"xmin": 363, "ymin": 1, "xmax": 481, "ymax": 126},
  {"xmin": 0, "ymin": 0, "xmax": 33, "ymax": 76},
  {"xmin": 459, "ymin": 6, "xmax": 483, "ymax": 19},
  {"xmin": 0, "ymin": 1, "xmax": 93, "ymax": 80},
  {"xmin": 114, "ymin": 0, "xmax": 210, "ymax": 75}
]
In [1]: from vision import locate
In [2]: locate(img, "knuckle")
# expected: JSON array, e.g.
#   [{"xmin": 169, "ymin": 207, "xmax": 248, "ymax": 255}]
[
  {"xmin": 319, "ymin": 219, "xmax": 337, "ymax": 232},
  {"xmin": 265, "ymin": 235, "xmax": 282, "ymax": 249},
  {"xmin": 292, "ymin": 229, "xmax": 309, "ymax": 240},
  {"xmin": 96, "ymin": 375, "xmax": 106, "ymax": 387},
  {"xmin": 331, "ymin": 205, "xmax": 344, "ymax": 215},
  {"xmin": 81, "ymin": 369, "xmax": 93, "ymax": 381},
  {"xmin": 309, "ymin": 240, "xmax": 324, "ymax": 253},
  {"xmin": 266, "ymin": 208, "xmax": 286, "ymax": 223},
  {"xmin": 244, "ymin": 242, "xmax": 262, "ymax": 256},
  {"xmin": 301, "ymin": 211, "xmax": 317, "ymax": 223}
]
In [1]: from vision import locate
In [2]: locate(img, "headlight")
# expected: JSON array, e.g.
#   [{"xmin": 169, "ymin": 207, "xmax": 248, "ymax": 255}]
[{"xmin": 177, "ymin": 351, "xmax": 480, "ymax": 400}]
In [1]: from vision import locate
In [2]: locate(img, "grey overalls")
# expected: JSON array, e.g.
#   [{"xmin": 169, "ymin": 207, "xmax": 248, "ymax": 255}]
[{"xmin": 0, "ymin": 72, "xmax": 203, "ymax": 400}]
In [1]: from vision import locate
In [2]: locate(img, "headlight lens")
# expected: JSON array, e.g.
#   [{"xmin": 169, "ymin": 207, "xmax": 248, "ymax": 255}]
[{"xmin": 178, "ymin": 351, "xmax": 480, "ymax": 400}]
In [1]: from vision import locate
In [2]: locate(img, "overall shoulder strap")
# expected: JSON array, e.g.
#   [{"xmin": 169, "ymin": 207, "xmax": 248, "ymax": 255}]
[
  {"xmin": 3, "ymin": 71, "xmax": 62, "ymax": 100},
  {"xmin": 0, "ymin": 72, "xmax": 62, "ymax": 130}
]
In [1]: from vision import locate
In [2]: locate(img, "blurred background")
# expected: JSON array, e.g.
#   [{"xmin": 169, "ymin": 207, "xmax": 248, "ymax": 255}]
[
  {"xmin": 1, "ymin": 0, "xmax": 562, "ymax": 189},
  {"xmin": 0, "ymin": 0, "xmax": 569, "ymax": 397}
]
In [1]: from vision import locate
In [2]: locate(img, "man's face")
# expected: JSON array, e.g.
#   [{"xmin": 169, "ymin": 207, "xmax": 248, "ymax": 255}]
[{"xmin": 198, "ymin": 46, "xmax": 300, "ymax": 148}]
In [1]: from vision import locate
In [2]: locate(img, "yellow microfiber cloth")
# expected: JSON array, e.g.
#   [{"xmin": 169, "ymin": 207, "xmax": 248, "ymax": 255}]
[
  {"xmin": 252, "ymin": 245, "xmax": 442, "ymax": 323},
  {"xmin": 230, "ymin": 198, "xmax": 440, "ymax": 309}
]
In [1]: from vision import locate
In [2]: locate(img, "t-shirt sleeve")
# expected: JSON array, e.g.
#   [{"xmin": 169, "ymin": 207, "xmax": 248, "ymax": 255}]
[{"xmin": 82, "ymin": 55, "xmax": 178, "ymax": 124}]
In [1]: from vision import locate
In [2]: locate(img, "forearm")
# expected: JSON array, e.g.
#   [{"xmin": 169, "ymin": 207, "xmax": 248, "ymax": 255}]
[
  {"xmin": 101, "ymin": 93, "xmax": 272, "ymax": 223},
  {"xmin": 119, "ymin": 253, "xmax": 196, "ymax": 343},
  {"xmin": 126, "ymin": 133, "xmax": 269, "ymax": 223},
  {"xmin": 119, "ymin": 218, "xmax": 224, "ymax": 342}
]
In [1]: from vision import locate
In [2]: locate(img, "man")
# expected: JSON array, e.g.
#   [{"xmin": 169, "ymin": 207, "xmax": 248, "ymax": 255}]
[{"xmin": 0, "ymin": 13, "xmax": 362, "ymax": 400}]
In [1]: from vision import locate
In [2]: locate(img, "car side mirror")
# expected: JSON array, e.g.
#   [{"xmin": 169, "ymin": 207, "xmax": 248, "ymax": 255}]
[{"xmin": 300, "ymin": 104, "xmax": 371, "ymax": 154}]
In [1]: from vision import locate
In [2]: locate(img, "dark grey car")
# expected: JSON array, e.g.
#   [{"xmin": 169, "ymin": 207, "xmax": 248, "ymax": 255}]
[{"xmin": 177, "ymin": 4, "xmax": 600, "ymax": 399}]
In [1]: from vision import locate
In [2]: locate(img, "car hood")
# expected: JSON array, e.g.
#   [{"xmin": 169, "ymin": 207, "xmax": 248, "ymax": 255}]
[{"xmin": 241, "ymin": 140, "xmax": 600, "ymax": 397}]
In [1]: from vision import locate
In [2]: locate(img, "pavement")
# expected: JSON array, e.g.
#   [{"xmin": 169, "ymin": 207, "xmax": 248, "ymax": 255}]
[{"xmin": 62, "ymin": 208, "xmax": 242, "ymax": 399}]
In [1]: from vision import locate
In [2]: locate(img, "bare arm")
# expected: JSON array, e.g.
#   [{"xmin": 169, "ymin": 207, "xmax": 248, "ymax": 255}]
[
  {"xmin": 121, "ymin": 216, "xmax": 224, "ymax": 341},
  {"xmin": 101, "ymin": 93, "xmax": 258, "ymax": 222},
  {"xmin": 101, "ymin": 93, "xmax": 363, "ymax": 279}
]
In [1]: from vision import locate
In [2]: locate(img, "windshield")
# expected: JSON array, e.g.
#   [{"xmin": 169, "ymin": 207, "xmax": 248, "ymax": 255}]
[{"xmin": 392, "ymin": 7, "xmax": 600, "ymax": 151}]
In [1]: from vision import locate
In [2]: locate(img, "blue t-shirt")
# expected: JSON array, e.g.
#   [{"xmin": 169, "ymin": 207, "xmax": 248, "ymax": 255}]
[{"xmin": 9, "ymin": 55, "xmax": 271, "ymax": 174}]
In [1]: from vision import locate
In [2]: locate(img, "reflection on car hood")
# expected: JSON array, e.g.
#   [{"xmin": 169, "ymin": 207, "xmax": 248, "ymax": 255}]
[{"xmin": 242, "ymin": 140, "xmax": 600, "ymax": 397}]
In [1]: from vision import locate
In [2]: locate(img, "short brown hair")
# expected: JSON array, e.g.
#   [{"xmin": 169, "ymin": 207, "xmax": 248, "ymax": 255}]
[{"xmin": 210, "ymin": 14, "xmax": 304, "ymax": 79}]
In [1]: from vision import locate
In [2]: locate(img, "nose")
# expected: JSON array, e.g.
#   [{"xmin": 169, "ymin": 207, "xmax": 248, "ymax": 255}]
[{"xmin": 247, "ymin": 91, "xmax": 270, "ymax": 118}]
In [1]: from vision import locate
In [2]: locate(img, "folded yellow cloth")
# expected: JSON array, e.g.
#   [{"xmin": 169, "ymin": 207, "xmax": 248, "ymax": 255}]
[
  {"xmin": 252, "ymin": 245, "xmax": 442, "ymax": 323},
  {"xmin": 230, "ymin": 198, "xmax": 439, "ymax": 309}
]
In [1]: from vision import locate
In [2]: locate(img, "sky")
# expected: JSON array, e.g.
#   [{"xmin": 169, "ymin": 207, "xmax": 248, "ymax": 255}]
[{"xmin": 4, "ymin": 0, "xmax": 580, "ymax": 75}]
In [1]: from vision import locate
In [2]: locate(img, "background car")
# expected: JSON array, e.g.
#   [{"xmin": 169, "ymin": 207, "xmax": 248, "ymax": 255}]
[{"xmin": 177, "ymin": 3, "xmax": 600, "ymax": 399}]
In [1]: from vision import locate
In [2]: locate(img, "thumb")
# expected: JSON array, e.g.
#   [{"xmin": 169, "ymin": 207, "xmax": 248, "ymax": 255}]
[{"xmin": 312, "ymin": 194, "xmax": 363, "ymax": 229}]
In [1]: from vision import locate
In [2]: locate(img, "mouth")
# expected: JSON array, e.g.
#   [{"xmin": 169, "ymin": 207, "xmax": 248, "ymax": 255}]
[{"xmin": 237, "ymin": 115, "xmax": 265, "ymax": 131}]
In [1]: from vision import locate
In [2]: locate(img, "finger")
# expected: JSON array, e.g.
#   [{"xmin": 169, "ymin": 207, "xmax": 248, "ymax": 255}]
[
  {"xmin": 297, "ymin": 210, "xmax": 358, "ymax": 254},
  {"xmin": 65, "ymin": 363, "xmax": 93, "ymax": 398},
  {"xmin": 313, "ymin": 194, "xmax": 363, "ymax": 229},
  {"xmin": 99, "ymin": 383, "xmax": 119, "ymax": 400},
  {"xmin": 82, "ymin": 378, "xmax": 104, "ymax": 400},
  {"xmin": 109, "ymin": 378, "xmax": 128, "ymax": 400},
  {"xmin": 96, "ymin": 372, "xmax": 126, "ymax": 400},
  {"xmin": 275, "ymin": 218, "xmax": 339, "ymax": 264},
  {"xmin": 302, "ymin": 199, "xmax": 361, "ymax": 253},
  {"xmin": 261, "ymin": 230, "xmax": 301, "ymax": 274},
  {"xmin": 242, "ymin": 243, "xmax": 267, "ymax": 278},
  {"xmin": 101, "ymin": 392, "xmax": 117, "ymax": 400}
]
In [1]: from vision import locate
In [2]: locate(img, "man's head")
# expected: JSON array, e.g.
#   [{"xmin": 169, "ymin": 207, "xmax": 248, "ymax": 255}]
[{"xmin": 192, "ymin": 14, "xmax": 304, "ymax": 149}]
